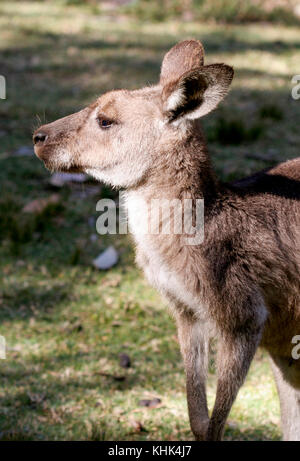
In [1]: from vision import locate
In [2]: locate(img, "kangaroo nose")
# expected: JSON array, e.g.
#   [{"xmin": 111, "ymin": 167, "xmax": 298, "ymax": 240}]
[{"xmin": 33, "ymin": 131, "xmax": 48, "ymax": 145}]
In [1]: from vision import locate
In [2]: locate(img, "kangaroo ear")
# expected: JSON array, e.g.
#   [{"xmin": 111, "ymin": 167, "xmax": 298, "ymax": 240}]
[
  {"xmin": 160, "ymin": 40, "xmax": 205, "ymax": 86},
  {"xmin": 161, "ymin": 64, "xmax": 234, "ymax": 122}
]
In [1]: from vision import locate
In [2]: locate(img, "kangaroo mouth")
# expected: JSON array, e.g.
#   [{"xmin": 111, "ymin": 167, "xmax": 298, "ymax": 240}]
[
  {"xmin": 59, "ymin": 165, "xmax": 83, "ymax": 173},
  {"xmin": 37, "ymin": 154, "xmax": 84, "ymax": 174},
  {"xmin": 34, "ymin": 144, "xmax": 85, "ymax": 174},
  {"xmin": 48, "ymin": 162, "xmax": 85, "ymax": 174}
]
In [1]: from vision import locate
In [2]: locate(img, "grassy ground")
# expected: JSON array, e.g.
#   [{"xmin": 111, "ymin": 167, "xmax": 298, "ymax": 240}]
[{"xmin": 1, "ymin": 1, "xmax": 300, "ymax": 441}]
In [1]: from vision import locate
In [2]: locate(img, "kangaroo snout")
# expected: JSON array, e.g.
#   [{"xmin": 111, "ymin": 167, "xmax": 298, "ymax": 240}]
[
  {"xmin": 33, "ymin": 118, "xmax": 76, "ymax": 171},
  {"xmin": 33, "ymin": 108, "xmax": 93, "ymax": 173}
]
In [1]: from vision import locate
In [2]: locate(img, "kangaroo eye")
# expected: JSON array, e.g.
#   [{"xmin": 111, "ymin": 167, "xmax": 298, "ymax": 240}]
[{"xmin": 98, "ymin": 118, "xmax": 113, "ymax": 129}]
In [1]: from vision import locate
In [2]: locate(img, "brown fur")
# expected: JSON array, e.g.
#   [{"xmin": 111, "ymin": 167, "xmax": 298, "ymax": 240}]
[{"xmin": 33, "ymin": 40, "xmax": 300, "ymax": 441}]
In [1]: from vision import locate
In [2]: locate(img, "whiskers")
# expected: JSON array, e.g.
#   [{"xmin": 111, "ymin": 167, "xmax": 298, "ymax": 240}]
[{"xmin": 32, "ymin": 113, "xmax": 48, "ymax": 133}]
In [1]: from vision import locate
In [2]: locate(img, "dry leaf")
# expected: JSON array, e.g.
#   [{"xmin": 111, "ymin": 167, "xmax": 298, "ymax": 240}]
[
  {"xmin": 22, "ymin": 194, "xmax": 60, "ymax": 214},
  {"xmin": 130, "ymin": 420, "xmax": 147, "ymax": 433}
]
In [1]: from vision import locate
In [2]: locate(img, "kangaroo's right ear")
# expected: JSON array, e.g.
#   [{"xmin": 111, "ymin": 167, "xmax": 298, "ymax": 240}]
[
  {"xmin": 160, "ymin": 40, "xmax": 233, "ymax": 124},
  {"xmin": 161, "ymin": 64, "xmax": 234, "ymax": 123}
]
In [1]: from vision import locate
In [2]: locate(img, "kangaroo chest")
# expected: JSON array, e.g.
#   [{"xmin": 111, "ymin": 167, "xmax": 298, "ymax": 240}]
[
  {"xmin": 126, "ymin": 192, "xmax": 203, "ymax": 314},
  {"xmin": 139, "ymin": 245, "xmax": 201, "ymax": 313}
]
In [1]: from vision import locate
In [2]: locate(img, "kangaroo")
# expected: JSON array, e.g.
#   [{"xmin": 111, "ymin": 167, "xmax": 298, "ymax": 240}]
[{"xmin": 33, "ymin": 40, "xmax": 300, "ymax": 441}]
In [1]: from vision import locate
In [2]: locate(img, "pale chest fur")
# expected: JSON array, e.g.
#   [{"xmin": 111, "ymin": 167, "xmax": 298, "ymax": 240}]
[{"xmin": 126, "ymin": 191, "xmax": 209, "ymax": 320}]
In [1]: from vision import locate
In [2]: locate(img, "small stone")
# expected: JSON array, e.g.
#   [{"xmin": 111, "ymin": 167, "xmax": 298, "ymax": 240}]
[
  {"xmin": 138, "ymin": 398, "xmax": 161, "ymax": 408},
  {"xmin": 93, "ymin": 246, "xmax": 119, "ymax": 270},
  {"xmin": 49, "ymin": 172, "xmax": 87, "ymax": 187}
]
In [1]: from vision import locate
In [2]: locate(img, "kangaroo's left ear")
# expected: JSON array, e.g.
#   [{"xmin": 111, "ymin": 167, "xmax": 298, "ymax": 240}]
[{"xmin": 161, "ymin": 64, "xmax": 234, "ymax": 123}]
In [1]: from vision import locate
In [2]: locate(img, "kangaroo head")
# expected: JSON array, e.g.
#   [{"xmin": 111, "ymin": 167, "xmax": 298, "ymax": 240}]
[{"xmin": 33, "ymin": 40, "xmax": 233, "ymax": 188}]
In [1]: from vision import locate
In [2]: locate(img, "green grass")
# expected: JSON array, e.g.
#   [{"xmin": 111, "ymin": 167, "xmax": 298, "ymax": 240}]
[
  {"xmin": 124, "ymin": 0, "xmax": 300, "ymax": 25},
  {"xmin": 1, "ymin": 0, "xmax": 300, "ymax": 440}
]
